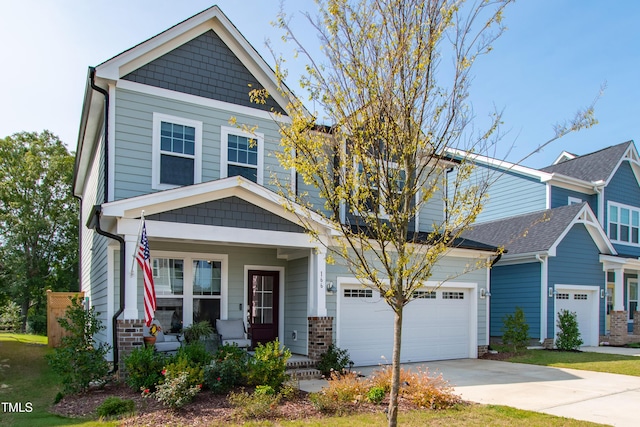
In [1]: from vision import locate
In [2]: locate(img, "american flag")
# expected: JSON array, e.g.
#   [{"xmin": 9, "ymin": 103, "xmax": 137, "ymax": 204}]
[{"xmin": 136, "ymin": 222, "xmax": 156, "ymax": 327}]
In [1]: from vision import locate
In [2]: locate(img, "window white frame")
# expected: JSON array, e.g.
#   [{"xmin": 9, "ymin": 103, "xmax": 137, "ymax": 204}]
[
  {"xmin": 220, "ymin": 126, "xmax": 264, "ymax": 185},
  {"xmin": 353, "ymin": 157, "xmax": 405, "ymax": 218},
  {"xmin": 628, "ymin": 279, "xmax": 638, "ymax": 323},
  {"xmin": 607, "ymin": 201, "xmax": 640, "ymax": 246},
  {"xmin": 152, "ymin": 113, "xmax": 203, "ymax": 190},
  {"xmin": 151, "ymin": 250, "xmax": 228, "ymax": 328}
]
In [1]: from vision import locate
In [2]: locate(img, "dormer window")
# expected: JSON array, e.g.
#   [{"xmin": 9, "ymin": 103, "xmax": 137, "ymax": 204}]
[{"xmin": 152, "ymin": 113, "xmax": 202, "ymax": 190}]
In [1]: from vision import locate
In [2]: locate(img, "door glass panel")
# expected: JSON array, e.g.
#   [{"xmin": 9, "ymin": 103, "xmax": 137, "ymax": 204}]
[{"xmin": 251, "ymin": 275, "xmax": 274, "ymax": 325}]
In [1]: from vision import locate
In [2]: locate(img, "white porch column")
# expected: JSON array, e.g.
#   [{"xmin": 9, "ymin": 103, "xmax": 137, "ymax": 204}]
[
  {"xmin": 614, "ymin": 267, "xmax": 625, "ymax": 311},
  {"xmin": 308, "ymin": 247, "xmax": 328, "ymax": 317},
  {"xmin": 123, "ymin": 235, "xmax": 140, "ymax": 319}
]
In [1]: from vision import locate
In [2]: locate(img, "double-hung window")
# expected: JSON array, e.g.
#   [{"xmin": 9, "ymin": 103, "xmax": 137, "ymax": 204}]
[
  {"xmin": 608, "ymin": 202, "xmax": 640, "ymax": 245},
  {"xmin": 152, "ymin": 113, "xmax": 202, "ymax": 190},
  {"xmin": 355, "ymin": 158, "xmax": 406, "ymax": 217},
  {"xmin": 221, "ymin": 126, "xmax": 263, "ymax": 184}
]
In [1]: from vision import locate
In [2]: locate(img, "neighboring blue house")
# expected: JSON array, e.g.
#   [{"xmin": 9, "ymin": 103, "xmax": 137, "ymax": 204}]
[
  {"xmin": 73, "ymin": 5, "xmax": 498, "ymax": 370},
  {"xmin": 450, "ymin": 141, "xmax": 640, "ymax": 346}
]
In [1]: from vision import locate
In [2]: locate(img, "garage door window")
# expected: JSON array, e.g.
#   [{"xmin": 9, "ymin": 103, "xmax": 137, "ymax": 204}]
[
  {"xmin": 556, "ymin": 293, "xmax": 569, "ymax": 300},
  {"xmin": 442, "ymin": 291, "xmax": 464, "ymax": 299},
  {"xmin": 414, "ymin": 291, "xmax": 436, "ymax": 299},
  {"xmin": 344, "ymin": 289, "xmax": 373, "ymax": 298},
  {"xmin": 574, "ymin": 294, "xmax": 588, "ymax": 300}
]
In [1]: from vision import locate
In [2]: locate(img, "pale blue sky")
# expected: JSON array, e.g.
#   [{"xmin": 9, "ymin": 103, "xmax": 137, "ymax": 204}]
[{"xmin": 0, "ymin": 0, "xmax": 637, "ymax": 168}]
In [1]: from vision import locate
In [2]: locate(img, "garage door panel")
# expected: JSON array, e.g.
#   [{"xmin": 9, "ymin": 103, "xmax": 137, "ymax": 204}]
[{"xmin": 339, "ymin": 286, "xmax": 472, "ymax": 366}]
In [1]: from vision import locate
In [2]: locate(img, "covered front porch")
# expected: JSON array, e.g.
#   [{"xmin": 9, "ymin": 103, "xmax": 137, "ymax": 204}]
[{"xmin": 601, "ymin": 254, "xmax": 640, "ymax": 345}]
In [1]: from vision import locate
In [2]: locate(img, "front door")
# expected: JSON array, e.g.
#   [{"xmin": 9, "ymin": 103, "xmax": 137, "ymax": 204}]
[{"xmin": 248, "ymin": 270, "xmax": 279, "ymax": 347}]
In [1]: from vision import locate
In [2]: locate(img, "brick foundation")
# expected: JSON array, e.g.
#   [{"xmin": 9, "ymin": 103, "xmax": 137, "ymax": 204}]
[
  {"xmin": 609, "ymin": 311, "xmax": 628, "ymax": 346},
  {"xmin": 308, "ymin": 316, "xmax": 333, "ymax": 360},
  {"xmin": 541, "ymin": 338, "xmax": 554, "ymax": 349},
  {"xmin": 477, "ymin": 345, "xmax": 488, "ymax": 357},
  {"xmin": 635, "ymin": 311, "xmax": 640, "ymax": 336},
  {"xmin": 116, "ymin": 319, "xmax": 144, "ymax": 376}
]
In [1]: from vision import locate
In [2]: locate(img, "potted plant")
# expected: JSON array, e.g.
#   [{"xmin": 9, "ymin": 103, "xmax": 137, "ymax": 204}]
[
  {"xmin": 143, "ymin": 322, "xmax": 161, "ymax": 347},
  {"xmin": 183, "ymin": 320, "xmax": 214, "ymax": 344}
]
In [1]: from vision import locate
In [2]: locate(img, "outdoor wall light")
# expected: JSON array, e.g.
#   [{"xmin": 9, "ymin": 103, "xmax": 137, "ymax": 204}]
[
  {"xmin": 326, "ymin": 281, "xmax": 336, "ymax": 293},
  {"xmin": 480, "ymin": 288, "xmax": 491, "ymax": 299},
  {"xmin": 548, "ymin": 287, "xmax": 553, "ymax": 298},
  {"xmin": 600, "ymin": 289, "xmax": 605, "ymax": 299}
]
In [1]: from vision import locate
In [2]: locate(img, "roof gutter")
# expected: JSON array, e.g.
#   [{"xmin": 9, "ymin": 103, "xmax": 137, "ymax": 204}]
[
  {"xmin": 87, "ymin": 205, "xmax": 125, "ymax": 375},
  {"xmin": 89, "ymin": 67, "xmax": 110, "ymax": 204}
]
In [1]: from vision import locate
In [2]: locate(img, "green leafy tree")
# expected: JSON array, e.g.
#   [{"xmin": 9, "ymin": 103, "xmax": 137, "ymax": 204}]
[
  {"xmin": 555, "ymin": 309, "xmax": 583, "ymax": 351},
  {"xmin": 261, "ymin": 2, "xmax": 598, "ymax": 426},
  {"xmin": 0, "ymin": 130, "xmax": 78, "ymax": 332}
]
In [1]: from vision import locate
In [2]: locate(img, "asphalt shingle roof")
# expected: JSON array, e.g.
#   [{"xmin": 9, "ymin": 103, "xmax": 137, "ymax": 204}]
[
  {"xmin": 462, "ymin": 203, "xmax": 586, "ymax": 255},
  {"xmin": 540, "ymin": 141, "xmax": 632, "ymax": 182}
]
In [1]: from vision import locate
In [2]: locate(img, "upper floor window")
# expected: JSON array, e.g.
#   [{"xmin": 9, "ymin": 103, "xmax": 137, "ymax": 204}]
[
  {"xmin": 221, "ymin": 126, "xmax": 264, "ymax": 185},
  {"xmin": 608, "ymin": 201, "xmax": 640, "ymax": 245},
  {"xmin": 355, "ymin": 158, "xmax": 406, "ymax": 217},
  {"xmin": 152, "ymin": 113, "xmax": 202, "ymax": 190}
]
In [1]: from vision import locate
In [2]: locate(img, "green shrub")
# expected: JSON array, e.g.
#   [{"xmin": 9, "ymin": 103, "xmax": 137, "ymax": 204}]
[
  {"xmin": 246, "ymin": 339, "xmax": 291, "ymax": 390},
  {"xmin": 556, "ymin": 309, "xmax": 583, "ymax": 351},
  {"xmin": 204, "ymin": 344, "xmax": 249, "ymax": 394},
  {"xmin": 366, "ymin": 385, "xmax": 386, "ymax": 404},
  {"xmin": 228, "ymin": 388, "xmax": 281, "ymax": 419},
  {"xmin": 96, "ymin": 396, "xmax": 135, "ymax": 418},
  {"xmin": 502, "ymin": 307, "xmax": 530, "ymax": 353},
  {"xmin": 46, "ymin": 296, "xmax": 111, "ymax": 394},
  {"xmin": 0, "ymin": 302, "xmax": 21, "ymax": 332},
  {"xmin": 146, "ymin": 371, "xmax": 202, "ymax": 409},
  {"xmin": 123, "ymin": 346, "xmax": 166, "ymax": 392},
  {"xmin": 177, "ymin": 341, "xmax": 213, "ymax": 367},
  {"xmin": 316, "ymin": 344, "xmax": 352, "ymax": 377},
  {"xmin": 162, "ymin": 356, "xmax": 204, "ymax": 388}
]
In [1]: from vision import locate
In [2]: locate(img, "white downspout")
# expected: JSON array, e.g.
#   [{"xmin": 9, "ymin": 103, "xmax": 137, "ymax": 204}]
[
  {"xmin": 592, "ymin": 180, "xmax": 605, "ymax": 228},
  {"xmin": 536, "ymin": 254, "xmax": 549, "ymax": 344}
]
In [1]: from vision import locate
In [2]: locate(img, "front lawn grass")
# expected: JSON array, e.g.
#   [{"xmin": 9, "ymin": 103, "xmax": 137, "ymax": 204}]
[
  {"xmin": 507, "ymin": 349, "xmax": 640, "ymax": 376},
  {"xmin": 222, "ymin": 404, "xmax": 603, "ymax": 426},
  {"xmin": 0, "ymin": 333, "xmax": 118, "ymax": 427}
]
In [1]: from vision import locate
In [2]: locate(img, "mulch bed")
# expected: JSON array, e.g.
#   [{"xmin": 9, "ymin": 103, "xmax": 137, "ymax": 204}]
[{"xmin": 50, "ymin": 381, "xmax": 401, "ymax": 426}]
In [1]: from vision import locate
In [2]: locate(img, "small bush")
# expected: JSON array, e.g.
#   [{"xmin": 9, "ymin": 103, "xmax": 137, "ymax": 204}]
[
  {"xmin": 246, "ymin": 339, "xmax": 291, "ymax": 390},
  {"xmin": 163, "ymin": 356, "xmax": 204, "ymax": 388},
  {"xmin": 145, "ymin": 371, "xmax": 202, "ymax": 409},
  {"xmin": 309, "ymin": 371, "xmax": 368, "ymax": 415},
  {"xmin": 177, "ymin": 341, "xmax": 213, "ymax": 367},
  {"xmin": 0, "ymin": 302, "xmax": 21, "ymax": 332},
  {"xmin": 204, "ymin": 344, "xmax": 249, "ymax": 394},
  {"xmin": 556, "ymin": 309, "xmax": 583, "ymax": 351},
  {"xmin": 46, "ymin": 296, "xmax": 111, "ymax": 394},
  {"xmin": 316, "ymin": 344, "xmax": 352, "ymax": 377},
  {"xmin": 228, "ymin": 388, "xmax": 281, "ymax": 419},
  {"xmin": 366, "ymin": 386, "xmax": 385, "ymax": 404},
  {"xmin": 123, "ymin": 346, "xmax": 166, "ymax": 392},
  {"xmin": 96, "ymin": 396, "xmax": 135, "ymax": 418},
  {"xmin": 502, "ymin": 307, "xmax": 530, "ymax": 353}
]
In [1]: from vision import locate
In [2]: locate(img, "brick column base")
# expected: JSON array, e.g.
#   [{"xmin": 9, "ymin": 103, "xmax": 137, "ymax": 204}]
[
  {"xmin": 116, "ymin": 319, "xmax": 144, "ymax": 377},
  {"xmin": 541, "ymin": 338, "xmax": 554, "ymax": 349},
  {"xmin": 308, "ymin": 316, "xmax": 333, "ymax": 360},
  {"xmin": 477, "ymin": 345, "xmax": 488, "ymax": 357},
  {"xmin": 609, "ymin": 311, "xmax": 628, "ymax": 346},
  {"xmin": 634, "ymin": 311, "xmax": 640, "ymax": 336}
]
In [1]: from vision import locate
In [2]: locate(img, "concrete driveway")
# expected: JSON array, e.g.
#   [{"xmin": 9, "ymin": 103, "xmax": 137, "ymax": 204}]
[{"xmin": 300, "ymin": 357, "xmax": 640, "ymax": 426}]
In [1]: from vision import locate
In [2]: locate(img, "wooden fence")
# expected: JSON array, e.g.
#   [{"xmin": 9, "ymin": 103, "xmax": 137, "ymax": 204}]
[{"xmin": 47, "ymin": 290, "xmax": 84, "ymax": 348}]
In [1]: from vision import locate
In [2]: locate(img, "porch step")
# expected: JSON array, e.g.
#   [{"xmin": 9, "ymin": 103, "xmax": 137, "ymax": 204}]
[{"xmin": 286, "ymin": 367, "xmax": 323, "ymax": 380}]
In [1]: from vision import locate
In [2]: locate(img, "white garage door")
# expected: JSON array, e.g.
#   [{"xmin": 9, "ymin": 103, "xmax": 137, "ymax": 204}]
[
  {"xmin": 338, "ymin": 286, "xmax": 472, "ymax": 366},
  {"xmin": 555, "ymin": 288, "xmax": 598, "ymax": 347}
]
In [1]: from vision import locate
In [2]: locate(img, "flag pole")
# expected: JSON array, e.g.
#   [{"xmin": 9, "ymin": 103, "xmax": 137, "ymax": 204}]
[{"xmin": 130, "ymin": 210, "xmax": 145, "ymax": 277}]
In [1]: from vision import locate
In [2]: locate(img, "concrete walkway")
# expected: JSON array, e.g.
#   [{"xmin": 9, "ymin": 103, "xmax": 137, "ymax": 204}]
[{"xmin": 299, "ymin": 348, "xmax": 640, "ymax": 426}]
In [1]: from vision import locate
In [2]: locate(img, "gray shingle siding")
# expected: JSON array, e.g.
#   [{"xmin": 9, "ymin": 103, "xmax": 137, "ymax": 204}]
[
  {"xmin": 123, "ymin": 30, "xmax": 285, "ymax": 114},
  {"xmin": 147, "ymin": 196, "xmax": 304, "ymax": 233}
]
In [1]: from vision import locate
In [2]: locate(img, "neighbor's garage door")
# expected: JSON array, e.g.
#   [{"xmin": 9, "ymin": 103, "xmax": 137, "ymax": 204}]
[
  {"xmin": 555, "ymin": 288, "xmax": 598, "ymax": 347},
  {"xmin": 338, "ymin": 286, "xmax": 471, "ymax": 366}
]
